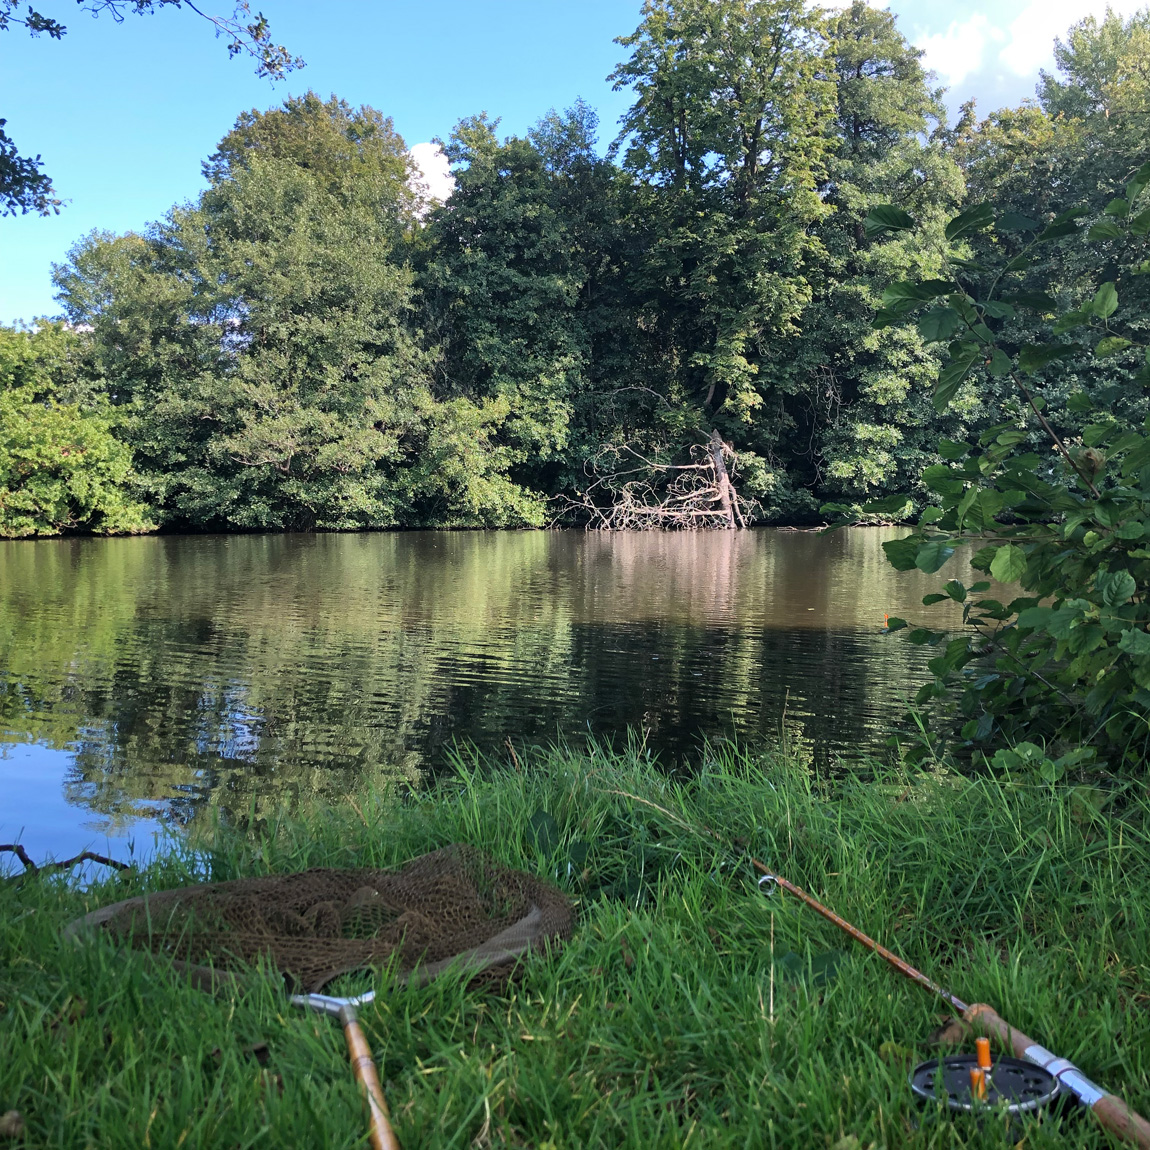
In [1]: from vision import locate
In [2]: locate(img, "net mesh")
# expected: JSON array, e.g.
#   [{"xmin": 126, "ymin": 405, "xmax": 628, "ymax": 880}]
[{"xmin": 69, "ymin": 844, "xmax": 573, "ymax": 993}]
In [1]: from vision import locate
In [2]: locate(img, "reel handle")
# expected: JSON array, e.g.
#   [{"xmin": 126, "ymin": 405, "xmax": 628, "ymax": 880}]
[{"xmin": 965, "ymin": 1003, "xmax": 1150, "ymax": 1150}]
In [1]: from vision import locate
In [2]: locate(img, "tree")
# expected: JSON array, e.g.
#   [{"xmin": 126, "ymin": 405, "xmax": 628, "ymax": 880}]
[
  {"xmin": 203, "ymin": 92, "xmax": 416, "ymax": 223},
  {"xmin": 759, "ymin": 1, "xmax": 966, "ymax": 519},
  {"xmin": 609, "ymin": 0, "xmax": 833, "ymax": 432},
  {"xmin": 53, "ymin": 94, "xmax": 557, "ymax": 530},
  {"xmin": 950, "ymin": 10, "xmax": 1150, "ymax": 471},
  {"xmin": 0, "ymin": 322, "xmax": 154, "ymax": 536},
  {"xmin": 417, "ymin": 105, "xmax": 616, "ymax": 516},
  {"xmin": 54, "ymin": 96, "xmax": 431, "ymax": 531},
  {"xmin": 0, "ymin": 0, "xmax": 301, "ymax": 215}
]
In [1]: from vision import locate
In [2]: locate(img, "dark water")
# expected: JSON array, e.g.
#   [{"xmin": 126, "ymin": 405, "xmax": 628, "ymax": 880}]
[{"xmin": 0, "ymin": 529, "xmax": 967, "ymax": 866}]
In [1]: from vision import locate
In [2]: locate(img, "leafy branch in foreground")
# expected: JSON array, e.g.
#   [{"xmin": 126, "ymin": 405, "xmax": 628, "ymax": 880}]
[
  {"xmin": 0, "ymin": 0, "xmax": 302, "ymax": 215},
  {"xmin": 829, "ymin": 161, "xmax": 1150, "ymax": 775}
]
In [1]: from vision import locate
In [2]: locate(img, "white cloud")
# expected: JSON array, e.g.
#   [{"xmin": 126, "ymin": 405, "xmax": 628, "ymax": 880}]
[
  {"xmin": 409, "ymin": 142, "xmax": 454, "ymax": 214},
  {"xmin": 918, "ymin": 13, "xmax": 1004, "ymax": 89},
  {"xmin": 998, "ymin": 0, "xmax": 1147, "ymax": 76}
]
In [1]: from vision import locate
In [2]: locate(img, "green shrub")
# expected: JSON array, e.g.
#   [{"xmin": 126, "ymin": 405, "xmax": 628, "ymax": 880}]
[{"xmin": 829, "ymin": 162, "xmax": 1150, "ymax": 774}]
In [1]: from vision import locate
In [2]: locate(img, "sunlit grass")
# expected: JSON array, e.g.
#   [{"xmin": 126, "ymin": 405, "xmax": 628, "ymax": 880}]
[{"xmin": 2, "ymin": 739, "xmax": 1148, "ymax": 1147}]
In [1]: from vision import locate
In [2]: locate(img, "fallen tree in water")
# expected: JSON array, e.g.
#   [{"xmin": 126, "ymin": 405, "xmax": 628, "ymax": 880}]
[{"xmin": 564, "ymin": 430, "xmax": 751, "ymax": 529}]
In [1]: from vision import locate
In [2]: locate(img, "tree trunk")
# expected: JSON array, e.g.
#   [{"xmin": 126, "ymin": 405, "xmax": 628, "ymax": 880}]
[{"xmin": 708, "ymin": 429, "xmax": 736, "ymax": 530}]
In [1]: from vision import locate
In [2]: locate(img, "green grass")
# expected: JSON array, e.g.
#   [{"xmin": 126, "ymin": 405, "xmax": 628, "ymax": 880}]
[{"xmin": 2, "ymin": 740, "xmax": 1148, "ymax": 1148}]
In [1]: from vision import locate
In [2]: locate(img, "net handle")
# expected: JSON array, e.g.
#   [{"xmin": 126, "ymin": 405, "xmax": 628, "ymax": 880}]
[{"xmin": 336, "ymin": 1003, "xmax": 402, "ymax": 1150}]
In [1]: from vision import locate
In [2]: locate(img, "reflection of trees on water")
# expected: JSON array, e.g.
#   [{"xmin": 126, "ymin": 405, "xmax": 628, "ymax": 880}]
[{"xmin": 0, "ymin": 530, "xmax": 953, "ymax": 826}]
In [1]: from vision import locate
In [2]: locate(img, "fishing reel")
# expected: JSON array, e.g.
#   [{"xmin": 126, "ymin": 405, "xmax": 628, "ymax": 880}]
[{"xmin": 910, "ymin": 1038, "xmax": 1060, "ymax": 1116}]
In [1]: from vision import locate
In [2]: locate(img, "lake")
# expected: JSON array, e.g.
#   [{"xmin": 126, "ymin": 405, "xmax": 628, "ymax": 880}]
[{"xmin": 0, "ymin": 528, "xmax": 966, "ymax": 868}]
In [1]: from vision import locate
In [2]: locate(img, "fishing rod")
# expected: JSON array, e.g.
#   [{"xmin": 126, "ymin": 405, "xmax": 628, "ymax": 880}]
[
  {"xmin": 752, "ymin": 858, "xmax": 1150, "ymax": 1149},
  {"xmin": 604, "ymin": 788, "xmax": 1150, "ymax": 1146}
]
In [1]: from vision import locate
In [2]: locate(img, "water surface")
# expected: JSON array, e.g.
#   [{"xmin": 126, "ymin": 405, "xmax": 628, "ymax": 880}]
[{"xmin": 1, "ymin": 529, "xmax": 966, "ymax": 865}]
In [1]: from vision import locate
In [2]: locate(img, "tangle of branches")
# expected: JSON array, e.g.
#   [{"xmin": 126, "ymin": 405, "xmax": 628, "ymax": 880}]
[{"xmin": 560, "ymin": 437, "xmax": 753, "ymax": 530}]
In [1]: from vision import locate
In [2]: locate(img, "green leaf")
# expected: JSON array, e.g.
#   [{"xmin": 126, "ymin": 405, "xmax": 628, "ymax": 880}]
[
  {"xmin": 1067, "ymin": 391, "xmax": 1093, "ymax": 412},
  {"xmin": 956, "ymin": 486, "xmax": 978, "ymax": 524},
  {"xmin": 864, "ymin": 205, "xmax": 915, "ymax": 238},
  {"xmin": 1130, "ymin": 208, "xmax": 1150, "ymax": 237},
  {"xmin": 988, "ymin": 349, "xmax": 1013, "ymax": 377},
  {"xmin": 1052, "ymin": 307, "xmax": 1091, "ymax": 335},
  {"xmin": 1083, "ymin": 421, "xmax": 1115, "ymax": 447},
  {"xmin": 997, "ymin": 212, "xmax": 1039, "ymax": 232},
  {"xmin": 882, "ymin": 280, "xmax": 956, "ymax": 305},
  {"xmin": 934, "ymin": 349, "xmax": 979, "ymax": 411},
  {"xmin": 945, "ymin": 203, "xmax": 994, "ymax": 241},
  {"xmin": 882, "ymin": 537, "xmax": 920, "ymax": 571},
  {"xmin": 917, "ymin": 307, "xmax": 962, "ymax": 343},
  {"xmin": 1037, "ymin": 219, "xmax": 1081, "ymax": 241},
  {"xmin": 970, "ymin": 545, "xmax": 997, "ymax": 572},
  {"xmin": 915, "ymin": 540, "xmax": 956, "ymax": 574},
  {"xmin": 1095, "ymin": 569, "xmax": 1136, "ymax": 607},
  {"xmin": 922, "ymin": 593, "xmax": 947, "ymax": 605},
  {"xmin": 1092, "ymin": 282, "xmax": 1118, "ymax": 319},
  {"xmin": 1018, "ymin": 343, "xmax": 1078, "ymax": 374},
  {"xmin": 1016, "ymin": 606, "xmax": 1053, "ymax": 629},
  {"xmin": 937, "ymin": 439, "xmax": 970, "ymax": 460},
  {"xmin": 861, "ymin": 493, "xmax": 912, "ymax": 515},
  {"xmin": 983, "ymin": 301, "xmax": 1015, "ymax": 319},
  {"xmin": 1118, "ymin": 629, "xmax": 1150, "ymax": 657},
  {"xmin": 943, "ymin": 579, "xmax": 965, "ymax": 602},
  {"xmin": 1126, "ymin": 160, "xmax": 1150, "ymax": 205},
  {"xmin": 1122, "ymin": 439, "xmax": 1150, "ymax": 476},
  {"xmin": 871, "ymin": 308, "xmax": 908, "ymax": 330},
  {"xmin": 1104, "ymin": 197, "xmax": 1130, "ymax": 218},
  {"xmin": 1006, "ymin": 291, "xmax": 1058, "ymax": 312},
  {"xmin": 1087, "ymin": 221, "xmax": 1123, "ymax": 240},
  {"xmin": 990, "ymin": 544, "xmax": 1027, "ymax": 583},
  {"xmin": 884, "ymin": 616, "xmax": 907, "ymax": 632},
  {"xmin": 1096, "ymin": 336, "xmax": 1132, "ymax": 358},
  {"xmin": 921, "ymin": 464, "xmax": 964, "ymax": 495}
]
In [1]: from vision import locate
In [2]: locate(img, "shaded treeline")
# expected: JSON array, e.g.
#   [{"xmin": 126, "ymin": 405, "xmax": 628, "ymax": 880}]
[{"xmin": 3, "ymin": 1, "xmax": 1149, "ymax": 536}]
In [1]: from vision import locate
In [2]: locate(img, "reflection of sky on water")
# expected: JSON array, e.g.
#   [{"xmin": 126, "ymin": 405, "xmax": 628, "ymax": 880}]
[
  {"xmin": 0, "ymin": 528, "xmax": 991, "ymax": 864},
  {"xmin": 0, "ymin": 741, "xmax": 165, "ymax": 875}
]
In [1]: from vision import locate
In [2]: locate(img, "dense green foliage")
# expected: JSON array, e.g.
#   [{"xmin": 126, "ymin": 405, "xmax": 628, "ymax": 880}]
[
  {"xmin": 3, "ymin": 741, "xmax": 1148, "ymax": 1146},
  {"xmin": 816, "ymin": 8, "xmax": 1150, "ymax": 774},
  {"xmin": 9, "ymin": 0, "xmax": 989, "ymax": 531},
  {"xmin": 0, "ymin": 323, "xmax": 153, "ymax": 536},
  {"xmin": 853, "ymin": 170, "xmax": 1150, "ymax": 775},
  {"xmin": 26, "ymin": 1, "xmax": 1141, "ymax": 534}
]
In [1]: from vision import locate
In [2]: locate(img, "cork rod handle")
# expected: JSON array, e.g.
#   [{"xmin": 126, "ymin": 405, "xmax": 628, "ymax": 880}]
[{"xmin": 965, "ymin": 1004, "xmax": 1150, "ymax": 1150}]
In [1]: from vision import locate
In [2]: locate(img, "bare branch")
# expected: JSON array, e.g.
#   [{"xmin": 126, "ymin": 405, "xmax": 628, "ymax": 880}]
[{"xmin": 1, "ymin": 843, "xmax": 133, "ymax": 878}]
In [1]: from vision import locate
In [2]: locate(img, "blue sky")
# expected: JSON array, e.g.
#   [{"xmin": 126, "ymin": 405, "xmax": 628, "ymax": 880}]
[{"xmin": 1, "ymin": 0, "xmax": 1143, "ymax": 323}]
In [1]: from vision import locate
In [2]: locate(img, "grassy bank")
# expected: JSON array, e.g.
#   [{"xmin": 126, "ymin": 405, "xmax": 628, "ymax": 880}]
[{"xmin": 2, "ymin": 741, "xmax": 1148, "ymax": 1148}]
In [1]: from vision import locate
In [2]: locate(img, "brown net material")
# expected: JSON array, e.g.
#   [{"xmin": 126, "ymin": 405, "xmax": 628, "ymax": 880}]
[{"xmin": 64, "ymin": 844, "xmax": 573, "ymax": 993}]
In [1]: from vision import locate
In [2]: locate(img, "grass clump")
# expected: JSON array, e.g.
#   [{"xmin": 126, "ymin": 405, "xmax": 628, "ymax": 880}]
[{"xmin": 2, "ymin": 740, "xmax": 1148, "ymax": 1148}]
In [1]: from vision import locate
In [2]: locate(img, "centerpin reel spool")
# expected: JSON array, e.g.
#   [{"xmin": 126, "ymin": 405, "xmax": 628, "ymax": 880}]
[{"xmin": 910, "ymin": 1037, "xmax": 1060, "ymax": 1115}]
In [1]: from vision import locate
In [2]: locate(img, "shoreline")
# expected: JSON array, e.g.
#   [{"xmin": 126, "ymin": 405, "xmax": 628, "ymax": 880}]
[{"xmin": 4, "ymin": 741, "xmax": 1147, "ymax": 1146}]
